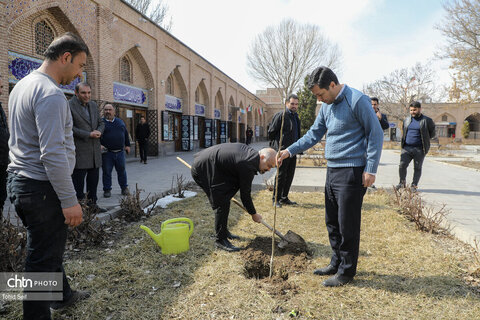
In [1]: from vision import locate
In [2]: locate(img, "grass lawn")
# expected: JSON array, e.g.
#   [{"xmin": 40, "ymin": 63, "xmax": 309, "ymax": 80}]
[{"xmin": 3, "ymin": 189, "xmax": 480, "ymax": 319}]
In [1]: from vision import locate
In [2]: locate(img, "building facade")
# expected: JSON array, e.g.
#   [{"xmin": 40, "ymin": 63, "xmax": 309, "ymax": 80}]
[{"xmin": 0, "ymin": 0, "xmax": 268, "ymax": 155}]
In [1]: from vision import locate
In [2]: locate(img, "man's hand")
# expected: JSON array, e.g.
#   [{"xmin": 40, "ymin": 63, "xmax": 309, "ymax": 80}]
[
  {"xmin": 251, "ymin": 213, "xmax": 262, "ymax": 223},
  {"xmin": 277, "ymin": 150, "xmax": 291, "ymax": 167},
  {"xmin": 125, "ymin": 146, "xmax": 130, "ymax": 154},
  {"xmin": 90, "ymin": 130, "xmax": 101, "ymax": 138},
  {"xmin": 63, "ymin": 204, "xmax": 83, "ymax": 227},
  {"xmin": 362, "ymin": 172, "xmax": 376, "ymax": 188},
  {"xmin": 376, "ymin": 111, "xmax": 382, "ymax": 121}
]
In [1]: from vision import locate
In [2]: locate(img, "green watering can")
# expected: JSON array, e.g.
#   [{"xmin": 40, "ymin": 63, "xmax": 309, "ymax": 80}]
[{"xmin": 140, "ymin": 218, "xmax": 194, "ymax": 254}]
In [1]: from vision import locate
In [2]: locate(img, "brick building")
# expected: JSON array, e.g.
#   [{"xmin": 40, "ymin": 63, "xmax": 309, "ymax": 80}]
[{"xmin": 0, "ymin": 0, "xmax": 269, "ymax": 155}]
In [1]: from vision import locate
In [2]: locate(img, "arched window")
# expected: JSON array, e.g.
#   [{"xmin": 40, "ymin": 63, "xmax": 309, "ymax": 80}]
[
  {"xmin": 442, "ymin": 115, "xmax": 448, "ymax": 122},
  {"xmin": 166, "ymin": 74, "xmax": 174, "ymax": 95},
  {"xmin": 35, "ymin": 21, "xmax": 54, "ymax": 55},
  {"xmin": 120, "ymin": 57, "xmax": 131, "ymax": 83},
  {"xmin": 195, "ymin": 88, "xmax": 200, "ymax": 103}
]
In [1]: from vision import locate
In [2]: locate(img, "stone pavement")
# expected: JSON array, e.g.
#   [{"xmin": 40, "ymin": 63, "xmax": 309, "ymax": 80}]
[{"xmin": 3, "ymin": 142, "xmax": 480, "ymax": 249}]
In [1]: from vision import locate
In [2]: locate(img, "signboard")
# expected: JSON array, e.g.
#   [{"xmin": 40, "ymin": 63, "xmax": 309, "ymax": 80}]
[
  {"xmin": 181, "ymin": 115, "xmax": 191, "ymax": 151},
  {"xmin": 165, "ymin": 94, "xmax": 182, "ymax": 113},
  {"xmin": 205, "ymin": 119, "xmax": 213, "ymax": 148},
  {"xmin": 195, "ymin": 104, "xmax": 205, "ymax": 117},
  {"xmin": 113, "ymin": 82, "xmax": 148, "ymax": 107},
  {"xmin": 228, "ymin": 112, "xmax": 232, "ymax": 121},
  {"xmin": 214, "ymin": 109, "xmax": 221, "ymax": 119},
  {"xmin": 220, "ymin": 121, "xmax": 227, "ymax": 143}
]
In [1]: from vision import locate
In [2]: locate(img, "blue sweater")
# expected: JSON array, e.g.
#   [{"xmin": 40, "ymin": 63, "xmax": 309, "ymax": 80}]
[
  {"xmin": 101, "ymin": 117, "xmax": 131, "ymax": 150},
  {"xmin": 287, "ymin": 85, "xmax": 383, "ymax": 174}
]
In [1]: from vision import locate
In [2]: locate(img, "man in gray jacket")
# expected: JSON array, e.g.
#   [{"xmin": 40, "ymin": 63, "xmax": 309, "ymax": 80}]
[
  {"xmin": 7, "ymin": 32, "xmax": 90, "ymax": 319},
  {"xmin": 69, "ymin": 82, "xmax": 106, "ymax": 212}
]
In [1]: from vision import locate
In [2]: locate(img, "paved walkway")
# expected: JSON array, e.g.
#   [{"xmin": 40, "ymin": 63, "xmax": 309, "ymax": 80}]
[{"xmin": 3, "ymin": 143, "xmax": 480, "ymax": 248}]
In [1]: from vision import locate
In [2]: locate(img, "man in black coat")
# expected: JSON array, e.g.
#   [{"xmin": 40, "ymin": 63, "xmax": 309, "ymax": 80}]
[
  {"xmin": 135, "ymin": 116, "xmax": 151, "ymax": 164},
  {"xmin": 371, "ymin": 97, "xmax": 389, "ymax": 130},
  {"xmin": 267, "ymin": 93, "xmax": 301, "ymax": 207},
  {"xmin": 0, "ymin": 75, "xmax": 9, "ymax": 213},
  {"xmin": 191, "ymin": 143, "xmax": 277, "ymax": 252}
]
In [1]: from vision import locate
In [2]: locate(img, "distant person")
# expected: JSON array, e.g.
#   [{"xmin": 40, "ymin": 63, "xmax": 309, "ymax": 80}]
[
  {"xmin": 69, "ymin": 82, "xmax": 106, "ymax": 213},
  {"xmin": 0, "ymin": 74, "xmax": 8, "ymax": 214},
  {"xmin": 277, "ymin": 66, "xmax": 383, "ymax": 287},
  {"xmin": 191, "ymin": 143, "xmax": 276, "ymax": 252},
  {"xmin": 7, "ymin": 32, "xmax": 90, "ymax": 320},
  {"xmin": 371, "ymin": 97, "xmax": 390, "ymax": 130},
  {"xmin": 395, "ymin": 101, "xmax": 436, "ymax": 191},
  {"xmin": 100, "ymin": 104, "xmax": 131, "ymax": 197},
  {"xmin": 135, "ymin": 116, "xmax": 151, "ymax": 164},
  {"xmin": 268, "ymin": 94, "xmax": 301, "ymax": 207},
  {"xmin": 245, "ymin": 126, "xmax": 253, "ymax": 145}
]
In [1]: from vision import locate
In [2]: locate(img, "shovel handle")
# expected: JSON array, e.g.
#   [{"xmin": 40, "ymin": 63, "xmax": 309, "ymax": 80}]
[
  {"xmin": 230, "ymin": 198, "xmax": 288, "ymax": 242},
  {"xmin": 176, "ymin": 157, "xmax": 288, "ymax": 242}
]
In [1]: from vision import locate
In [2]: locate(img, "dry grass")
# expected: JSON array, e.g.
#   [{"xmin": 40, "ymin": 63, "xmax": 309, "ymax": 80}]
[
  {"xmin": 3, "ymin": 190, "xmax": 480, "ymax": 319},
  {"xmin": 441, "ymin": 160, "xmax": 480, "ymax": 170}
]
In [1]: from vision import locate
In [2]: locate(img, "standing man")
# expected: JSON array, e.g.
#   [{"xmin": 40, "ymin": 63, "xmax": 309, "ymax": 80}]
[
  {"xmin": 0, "ymin": 74, "xmax": 9, "ymax": 214},
  {"xmin": 278, "ymin": 66, "xmax": 383, "ymax": 287},
  {"xmin": 371, "ymin": 97, "xmax": 390, "ymax": 130},
  {"xmin": 69, "ymin": 82, "xmax": 106, "ymax": 212},
  {"xmin": 101, "ymin": 104, "xmax": 131, "ymax": 197},
  {"xmin": 268, "ymin": 94, "xmax": 301, "ymax": 207},
  {"xmin": 135, "ymin": 116, "xmax": 150, "ymax": 164},
  {"xmin": 7, "ymin": 32, "xmax": 90, "ymax": 319},
  {"xmin": 245, "ymin": 126, "xmax": 253, "ymax": 145},
  {"xmin": 396, "ymin": 101, "xmax": 436, "ymax": 191},
  {"xmin": 191, "ymin": 143, "xmax": 276, "ymax": 252}
]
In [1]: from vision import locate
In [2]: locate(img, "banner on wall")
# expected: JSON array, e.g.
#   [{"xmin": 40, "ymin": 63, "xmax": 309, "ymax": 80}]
[
  {"xmin": 165, "ymin": 94, "xmax": 183, "ymax": 113},
  {"xmin": 113, "ymin": 82, "xmax": 148, "ymax": 107},
  {"xmin": 205, "ymin": 119, "xmax": 213, "ymax": 148},
  {"xmin": 195, "ymin": 104, "xmax": 205, "ymax": 117},
  {"xmin": 214, "ymin": 109, "xmax": 221, "ymax": 119}
]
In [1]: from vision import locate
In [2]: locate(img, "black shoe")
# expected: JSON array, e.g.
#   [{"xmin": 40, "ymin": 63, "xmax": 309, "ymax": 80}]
[
  {"xmin": 103, "ymin": 190, "xmax": 111, "ymax": 198},
  {"xmin": 121, "ymin": 188, "xmax": 130, "ymax": 196},
  {"xmin": 226, "ymin": 231, "xmax": 240, "ymax": 240},
  {"xmin": 280, "ymin": 198, "xmax": 297, "ymax": 205},
  {"xmin": 394, "ymin": 183, "xmax": 405, "ymax": 191},
  {"xmin": 50, "ymin": 290, "xmax": 90, "ymax": 310},
  {"xmin": 313, "ymin": 264, "xmax": 338, "ymax": 276},
  {"xmin": 322, "ymin": 274, "xmax": 353, "ymax": 287},
  {"xmin": 410, "ymin": 184, "xmax": 418, "ymax": 192},
  {"xmin": 273, "ymin": 201, "xmax": 282, "ymax": 208},
  {"xmin": 215, "ymin": 239, "xmax": 241, "ymax": 252},
  {"xmin": 90, "ymin": 204, "xmax": 107, "ymax": 213}
]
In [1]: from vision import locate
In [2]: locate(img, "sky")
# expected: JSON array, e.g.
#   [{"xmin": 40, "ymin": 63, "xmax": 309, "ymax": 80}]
[{"xmin": 163, "ymin": 0, "xmax": 450, "ymax": 95}]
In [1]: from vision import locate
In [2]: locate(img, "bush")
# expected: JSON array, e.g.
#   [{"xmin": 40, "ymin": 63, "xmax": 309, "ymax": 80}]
[
  {"xmin": 462, "ymin": 121, "xmax": 470, "ymax": 139},
  {"xmin": 0, "ymin": 211, "xmax": 26, "ymax": 272}
]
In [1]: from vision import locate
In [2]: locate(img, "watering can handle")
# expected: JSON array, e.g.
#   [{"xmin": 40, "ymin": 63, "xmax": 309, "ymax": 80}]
[{"xmin": 162, "ymin": 217, "xmax": 194, "ymax": 237}]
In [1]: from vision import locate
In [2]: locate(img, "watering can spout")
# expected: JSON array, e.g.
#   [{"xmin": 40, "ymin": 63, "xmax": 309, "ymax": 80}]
[{"xmin": 140, "ymin": 225, "xmax": 163, "ymax": 247}]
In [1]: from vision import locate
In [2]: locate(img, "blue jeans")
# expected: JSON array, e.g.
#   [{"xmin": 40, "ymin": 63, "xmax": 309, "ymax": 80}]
[
  {"xmin": 7, "ymin": 173, "xmax": 73, "ymax": 320},
  {"xmin": 102, "ymin": 151, "xmax": 128, "ymax": 191}
]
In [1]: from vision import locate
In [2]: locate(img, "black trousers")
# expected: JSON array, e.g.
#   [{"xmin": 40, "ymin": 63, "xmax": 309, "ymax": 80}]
[
  {"xmin": 191, "ymin": 168, "xmax": 231, "ymax": 241},
  {"xmin": 325, "ymin": 166, "xmax": 366, "ymax": 277},
  {"xmin": 71, "ymin": 167, "xmax": 100, "ymax": 203},
  {"xmin": 399, "ymin": 145, "xmax": 425, "ymax": 186},
  {"xmin": 272, "ymin": 155, "xmax": 296, "ymax": 202},
  {"xmin": 0, "ymin": 164, "xmax": 7, "ymax": 212},
  {"xmin": 138, "ymin": 139, "xmax": 148, "ymax": 162},
  {"xmin": 7, "ymin": 173, "xmax": 73, "ymax": 320}
]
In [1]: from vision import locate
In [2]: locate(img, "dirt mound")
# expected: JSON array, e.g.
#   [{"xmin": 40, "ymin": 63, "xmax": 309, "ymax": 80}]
[{"xmin": 240, "ymin": 237, "xmax": 310, "ymax": 280}]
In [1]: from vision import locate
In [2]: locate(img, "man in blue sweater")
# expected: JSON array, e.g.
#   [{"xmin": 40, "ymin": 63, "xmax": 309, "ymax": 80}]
[
  {"xmin": 278, "ymin": 66, "xmax": 384, "ymax": 287},
  {"xmin": 101, "ymin": 104, "xmax": 131, "ymax": 197}
]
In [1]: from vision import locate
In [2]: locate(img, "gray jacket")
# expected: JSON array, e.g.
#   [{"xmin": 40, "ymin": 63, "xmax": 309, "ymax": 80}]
[
  {"xmin": 401, "ymin": 114, "xmax": 436, "ymax": 154},
  {"xmin": 69, "ymin": 96, "xmax": 104, "ymax": 169}
]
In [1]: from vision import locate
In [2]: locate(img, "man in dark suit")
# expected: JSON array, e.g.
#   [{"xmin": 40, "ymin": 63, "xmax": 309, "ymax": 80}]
[
  {"xmin": 69, "ymin": 82, "xmax": 106, "ymax": 212},
  {"xmin": 371, "ymin": 97, "xmax": 389, "ymax": 130},
  {"xmin": 268, "ymin": 93, "xmax": 301, "ymax": 207},
  {"xmin": 191, "ymin": 143, "xmax": 277, "ymax": 252},
  {"xmin": 135, "ymin": 116, "xmax": 151, "ymax": 164}
]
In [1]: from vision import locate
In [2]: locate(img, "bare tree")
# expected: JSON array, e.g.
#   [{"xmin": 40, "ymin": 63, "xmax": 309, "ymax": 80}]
[
  {"xmin": 436, "ymin": 0, "xmax": 480, "ymax": 103},
  {"xmin": 363, "ymin": 62, "xmax": 437, "ymax": 121},
  {"xmin": 124, "ymin": 0, "xmax": 172, "ymax": 31},
  {"xmin": 247, "ymin": 19, "xmax": 342, "ymax": 102}
]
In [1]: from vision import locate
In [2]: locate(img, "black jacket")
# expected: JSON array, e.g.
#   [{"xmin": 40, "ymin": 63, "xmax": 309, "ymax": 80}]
[
  {"xmin": 191, "ymin": 143, "xmax": 259, "ymax": 214},
  {"xmin": 401, "ymin": 114, "xmax": 436, "ymax": 154},
  {"xmin": 0, "ymin": 103, "xmax": 9, "ymax": 166},
  {"xmin": 135, "ymin": 123, "xmax": 151, "ymax": 141},
  {"xmin": 379, "ymin": 113, "xmax": 389, "ymax": 130},
  {"xmin": 267, "ymin": 109, "xmax": 301, "ymax": 151}
]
